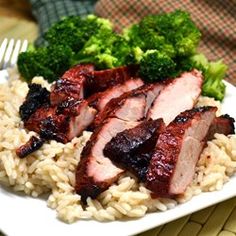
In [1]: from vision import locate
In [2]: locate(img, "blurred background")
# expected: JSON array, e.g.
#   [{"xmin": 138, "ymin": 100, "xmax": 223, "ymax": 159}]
[{"xmin": 0, "ymin": 0, "xmax": 38, "ymax": 42}]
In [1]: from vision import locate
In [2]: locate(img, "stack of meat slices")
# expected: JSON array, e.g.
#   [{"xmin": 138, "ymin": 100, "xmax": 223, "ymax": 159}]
[
  {"xmin": 17, "ymin": 64, "xmax": 142, "ymax": 157},
  {"xmin": 16, "ymin": 64, "xmax": 235, "ymax": 201}
]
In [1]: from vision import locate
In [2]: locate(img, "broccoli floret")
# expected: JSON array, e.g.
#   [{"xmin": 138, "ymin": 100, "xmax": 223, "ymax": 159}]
[
  {"xmin": 188, "ymin": 53, "xmax": 227, "ymax": 101},
  {"xmin": 139, "ymin": 50, "xmax": 177, "ymax": 82},
  {"xmin": 154, "ymin": 10, "xmax": 201, "ymax": 56},
  {"xmin": 77, "ymin": 28, "xmax": 132, "ymax": 68},
  {"xmin": 125, "ymin": 46, "xmax": 144, "ymax": 65},
  {"xmin": 202, "ymin": 60, "xmax": 227, "ymax": 101},
  {"xmin": 44, "ymin": 15, "xmax": 112, "ymax": 51},
  {"xmin": 125, "ymin": 10, "xmax": 201, "ymax": 58},
  {"xmin": 17, "ymin": 44, "xmax": 74, "ymax": 82}
]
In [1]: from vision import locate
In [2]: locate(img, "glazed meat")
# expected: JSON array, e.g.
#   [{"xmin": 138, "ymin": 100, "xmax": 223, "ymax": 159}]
[
  {"xmin": 75, "ymin": 118, "xmax": 139, "ymax": 201},
  {"xmin": 92, "ymin": 83, "xmax": 163, "ymax": 129},
  {"xmin": 104, "ymin": 119, "xmax": 165, "ymax": 181},
  {"xmin": 17, "ymin": 97, "xmax": 96, "ymax": 158},
  {"xmin": 207, "ymin": 114, "xmax": 235, "ymax": 140},
  {"xmin": 16, "ymin": 136, "xmax": 44, "ymax": 158},
  {"xmin": 87, "ymin": 78, "xmax": 144, "ymax": 111},
  {"xmin": 147, "ymin": 69, "xmax": 203, "ymax": 124},
  {"xmin": 85, "ymin": 65, "xmax": 139, "ymax": 96},
  {"xmin": 24, "ymin": 98, "xmax": 96, "ymax": 144},
  {"xmin": 50, "ymin": 64, "xmax": 95, "ymax": 105},
  {"xmin": 19, "ymin": 83, "xmax": 50, "ymax": 122},
  {"xmin": 75, "ymin": 93, "xmax": 147, "ymax": 201},
  {"xmin": 24, "ymin": 106, "xmax": 56, "ymax": 133},
  {"xmin": 146, "ymin": 106, "xmax": 217, "ymax": 197},
  {"xmin": 92, "ymin": 87, "xmax": 147, "ymax": 129}
]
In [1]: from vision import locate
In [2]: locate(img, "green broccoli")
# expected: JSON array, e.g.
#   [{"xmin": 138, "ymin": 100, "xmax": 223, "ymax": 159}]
[
  {"xmin": 139, "ymin": 50, "xmax": 177, "ymax": 82},
  {"xmin": 202, "ymin": 60, "xmax": 227, "ymax": 101},
  {"xmin": 188, "ymin": 53, "xmax": 227, "ymax": 101},
  {"xmin": 17, "ymin": 44, "xmax": 74, "ymax": 82},
  {"xmin": 17, "ymin": 15, "xmax": 113, "ymax": 81},
  {"xmin": 44, "ymin": 15, "xmax": 112, "ymax": 51},
  {"xmin": 124, "ymin": 10, "xmax": 201, "ymax": 58},
  {"xmin": 154, "ymin": 10, "xmax": 201, "ymax": 56},
  {"xmin": 77, "ymin": 28, "xmax": 132, "ymax": 68}
]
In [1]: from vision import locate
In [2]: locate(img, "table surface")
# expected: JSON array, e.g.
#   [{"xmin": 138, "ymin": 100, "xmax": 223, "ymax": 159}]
[{"xmin": 0, "ymin": 3, "xmax": 236, "ymax": 236}]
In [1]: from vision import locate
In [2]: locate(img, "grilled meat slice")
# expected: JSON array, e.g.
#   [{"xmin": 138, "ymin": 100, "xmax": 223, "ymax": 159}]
[
  {"xmin": 85, "ymin": 65, "xmax": 139, "ymax": 96},
  {"xmin": 104, "ymin": 119, "xmax": 165, "ymax": 181},
  {"xmin": 75, "ymin": 92, "xmax": 146, "ymax": 201},
  {"xmin": 24, "ymin": 106, "xmax": 56, "ymax": 133},
  {"xmin": 146, "ymin": 106, "xmax": 217, "ymax": 197},
  {"xmin": 50, "ymin": 64, "xmax": 95, "ymax": 105},
  {"xmin": 24, "ymin": 98, "xmax": 96, "ymax": 143},
  {"xmin": 40, "ymin": 99, "xmax": 96, "ymax": 143},
  {"xmin": 87, "ymin": 78, "xmax": 144, "ymax": 111},
  {"xmin": 75, "ymin": 118, "xmax": 139, "ymax": 202},
  {"xmin": 147, "ymin": 70, "xmax": 203, "ymax": 124},
  {"xmin": 92, "ymin": 89, "xmax": 147, "ymax": 129},
  {"xmin": 92, "ymin": 83, "xmax": 163, "ymax": 129},
  {"xmin": 16, "ymin": 136, "xmax": 44, "ymax": 158},
  {"xmin": 207, "ymin": 114, "xmax": 235, "ymax": 140},
  {"xmin": 19, "ymin": 83, "xmax": 50, "ymax": 122}
]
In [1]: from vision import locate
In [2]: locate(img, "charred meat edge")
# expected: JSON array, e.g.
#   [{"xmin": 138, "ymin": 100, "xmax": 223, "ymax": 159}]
[
  {"xmin": 87, "ymin": 78, "xmax": 144, "ymax": 111},
  {"xmin": 92, "ymin": 83, "xmax": 163, "ymax": 130},
  {"xmin": 207, "ymin": 114, "xmax": 235, "ymax": 140},
  {"xmin": 104, "ymin": 119, "xmax": 165, "ymax": 181},
  {"xmin": 146, "ymin": 106, "xmax": 217, "ymax": 197},
  {"xmin": 75, "ymin": 118, "xmax": 139, "ymax": 202}
]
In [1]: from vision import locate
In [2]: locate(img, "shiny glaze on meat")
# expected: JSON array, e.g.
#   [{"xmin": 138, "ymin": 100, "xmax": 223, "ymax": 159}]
[
  {"xmin": 16, "ymin": 136, "xmax": 44, "ymax": 158},
  {"xmin": 207, "ymin": 114, "xmax": 235, "ymax": 140},
  {"xmin": 75, "ymin": 91, "xmax": 146, "ymax": 201},
  {"xmin": 75, "ymin": 118, "xmax": 139, "ymax": 202},
  {"xmin": 50, "ymin": 64, "xmax": 94, "ymax": 105},
  {"xmin": 92, "ymin": 83, "xmax": 163, "ymax": 129},
  {"xmin": 104, "ymin": 119, "xmax": 165, "ymax": 181},
  {"xmin": 85, "ymin": 65, "xmax": 139, "ymax": 96},
  {"xmin": 87, "ymin": 78, "xmax": 144, "ymax": 111},
  {"xmin": 19, "ymin": 83, "xmax": 50, "ymax": 122},
  {"xmin": 146, "ymin": 106, "xmax": 217, "ymax": 197}
]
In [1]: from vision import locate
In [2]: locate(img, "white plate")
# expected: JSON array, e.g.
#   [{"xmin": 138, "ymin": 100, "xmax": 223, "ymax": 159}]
[{"xmin": 0, "ymin": 77, "xmax": 235, "ymax": 236}]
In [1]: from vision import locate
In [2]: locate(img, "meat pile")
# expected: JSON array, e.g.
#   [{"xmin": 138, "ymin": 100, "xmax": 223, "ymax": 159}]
[{"xmin": 17, "ymin": 64, "xmax": 235, "ymax": 200}]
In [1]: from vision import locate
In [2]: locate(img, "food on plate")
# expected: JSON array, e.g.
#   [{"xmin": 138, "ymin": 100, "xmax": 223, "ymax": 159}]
[
  {"xmin": 146, "ymin": 106, "xmax": 217, "ymax": 196},
  {"xmin": 91, "ymin": 81, "xmax": 163, "ymax": 130},
  {"xmin": 75, "ymin": 89, "xmax": 147, "ymax": 200},
  {"xmin": 50, "ymin": 64, "xmax": 95, "ymax": 106},
  {"xmin": 207, "ymin": 115, "xmax": 235, "ymax": 140},
  {"xmin": 0, "ymin": 70, "xmax": 235, "ymax": 223},
  {"xmin": 104, "ymin": 119, "xmax": 166, "ymax": 181},
  {"xmin": 0, "ymin": 9, "xmax": 235, "ymax": 224},
  {"xmin": 147, "ymin": 69, "xmax": 202, "ymax": 124},
  {"xmin": 87, "ymin": 78, "xmax": 144, "ymax": 111}
]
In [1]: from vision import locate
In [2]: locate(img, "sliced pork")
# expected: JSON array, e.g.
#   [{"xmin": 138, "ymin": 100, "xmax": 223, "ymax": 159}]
[
  {"xmin": 50, "ymin": 64, "xmax": 95, "ymax": 105},
  {"xmin": 104, "ymin": 119, "xmax": 165, "ymax": 181},
  {"xmin": 40, "ymin": 99, "xmax": 96, "ymax": 143},
  {"xmin": 85, "ymin": 65, "xmax": 139, "ymax": 96},
  {"xmin": 87, "ymin": 78, "xmax": 144, "ymax": 111},
  {"xmin": 92, "ymin": 83, "xmax": 163, "ymax": 129},
  {"xmin": 22, "ymin": 98, "xmax": 96, "ymax": 144},
  {"xmin": 207, "ymin": 114, "xmax": 235, "ymax": 140},
  {"xmin": 75, "ymin": 92, "xmax": 146, "ymax": 201},
  {"xmin": 146, "ymin": 106, "xmax": 217, "ymax": 197},
  {"xmin": 147, "ymin": 69, "xmax": 203, "ymax": 124}
]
